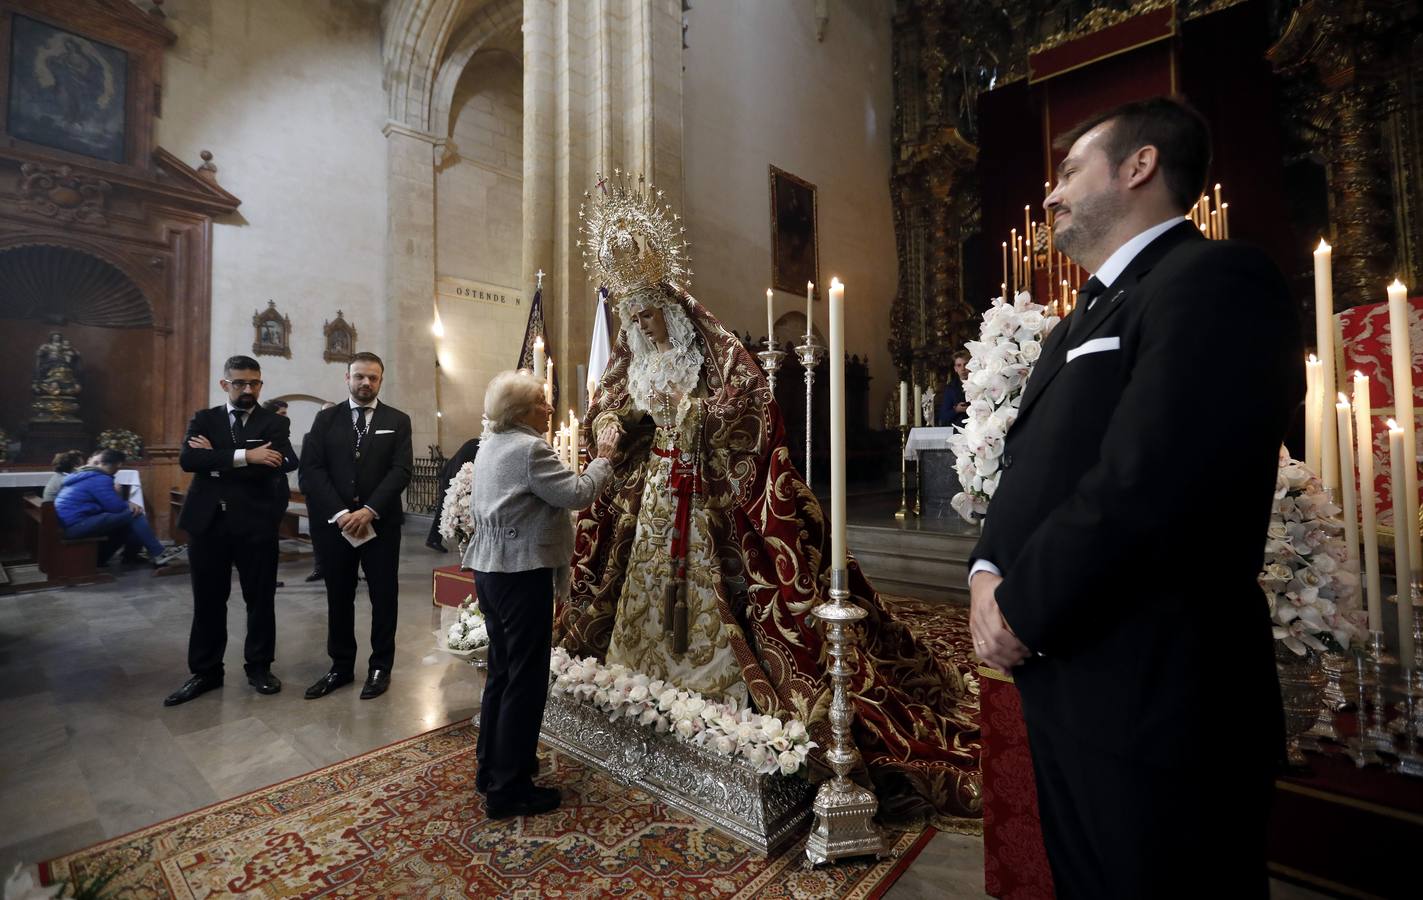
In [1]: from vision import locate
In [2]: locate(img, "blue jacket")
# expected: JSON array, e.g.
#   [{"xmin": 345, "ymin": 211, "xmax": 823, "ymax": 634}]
[{"xmin": 54, "ymin": 468, "xmax": 127, "ymax": 528}]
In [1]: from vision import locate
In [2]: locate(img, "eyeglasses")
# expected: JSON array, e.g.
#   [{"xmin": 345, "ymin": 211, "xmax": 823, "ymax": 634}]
[{"xmin": 225, "ymin": 380, "xmax": 263, "ymax": 390}]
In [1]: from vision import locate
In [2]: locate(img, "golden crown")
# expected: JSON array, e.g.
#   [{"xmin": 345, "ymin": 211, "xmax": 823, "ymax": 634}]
[{"xmin": 578, "ymin": 170, "xmax": 690, "ymax": 297}]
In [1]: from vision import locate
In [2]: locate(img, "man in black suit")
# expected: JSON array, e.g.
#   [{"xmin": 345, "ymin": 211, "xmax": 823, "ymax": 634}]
[
  {"xmin": 299, "ymin": 351, "xmax": 413, "ymax": 700},
  {"xmin": 165, "ymin": 355, "xmax": 298, "ymax": 706},
  {"xmin": 969, "ymin": 98, "xmax": 1303, "ymax": 897}
]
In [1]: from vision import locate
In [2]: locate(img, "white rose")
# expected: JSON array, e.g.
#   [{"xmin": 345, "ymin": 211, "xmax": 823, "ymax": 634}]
[
  {"xmin": 745, "ymin": 745, "xmax": 769, "ymax": 768},
  {"xmin": 628, "ymin": 684, "xmax": 649, "ymax": 703},
  {"xmin": 658, "ymin": 688, "xmax": 679, "ymax": 709},
  {"xmin": 717, "ymin": 714, "xmax": 740, "ymax": 734},
  {"xmin": 674, "ymin": 718, "xmax": 696, "ymax": 739},
  {"xmin": 777, "ymin": 750, "xmax": 801, "ymax": 776},
  {"xmin": 1019, "ymin": 339, "xmax": 1042, "ymax": 363},
  {"xmin": 760, "ymin": 716, "xmax": 784, "ymax": 740},
  {"xmin": 684, "ymin": 697, "xmax": 706, "ymax": 718},
  {"xmin": 712, "ymin": 735, "xmax": 735, "ymax": 755},
  {"xmin": 786, "ymin": 720, "xmax": 807, "ymax": 741}
]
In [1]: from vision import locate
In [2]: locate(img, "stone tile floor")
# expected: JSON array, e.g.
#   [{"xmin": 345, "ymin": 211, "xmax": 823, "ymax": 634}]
[{"xmin": 0, "ymin": 520, "xmax": 1326, "ymax": 898}]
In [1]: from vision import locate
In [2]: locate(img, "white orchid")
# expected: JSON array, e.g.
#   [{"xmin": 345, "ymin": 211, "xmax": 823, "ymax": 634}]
[
  {"xmin": 948, "ymin": 290, "xmax": 1059, "ymax": 522},
  {"xmin": 1260, "ymin": 455, "xmax": 1365, "ymax": 655},
  {"xmin": 547, "ymin": 652, "xmax": 814, "ymax": 775}
]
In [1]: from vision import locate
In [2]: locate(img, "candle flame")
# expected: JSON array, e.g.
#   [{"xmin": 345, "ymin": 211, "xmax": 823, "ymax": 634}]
[
  {"xmin": 1215, "ymin": 183, "xmax": 1221, "ymax": 190},
  {"xmin": 1355, "ymin": 370, "xmax": 1366, "ymax": 380},
  {"xmin": 1391, "ymin": 278, "xmax": 1407, "ymax": 290},
  {"xmin": 807, "ymin": 281, "xmax": 814, "ymax": 290},
  {"xmin": 830, "ymin": 276, "xmax": 842, "ymax": 289},
  {"xmin": 1316, "ymin": 238, "xmax": 1331, "ymax": 253},
  {"xmin": 1338, "ymin": 392, "xmax": 1349, "ymax": 406},
  {"xmin": 1308, "ymin": 353, "xmax": 1319, "ymax": 364},
  {"xmin": 1388, "ymin": 418, "xmax": 1401, "ymax": 431}
]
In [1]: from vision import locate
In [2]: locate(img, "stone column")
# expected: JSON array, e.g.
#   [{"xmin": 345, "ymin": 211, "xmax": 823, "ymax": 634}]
[{"xmin": 382, "ymin": 120, "xmax": 443, "ymax": 456}]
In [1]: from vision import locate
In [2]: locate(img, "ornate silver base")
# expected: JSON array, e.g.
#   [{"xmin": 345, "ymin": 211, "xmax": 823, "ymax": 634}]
[
  {"xmin": 539, "ymin": 689, "xmax": 813, "ymax": 855},
  {"xmin": 803, "ymin": 778, "xmax": 889, "ymax": 868}
]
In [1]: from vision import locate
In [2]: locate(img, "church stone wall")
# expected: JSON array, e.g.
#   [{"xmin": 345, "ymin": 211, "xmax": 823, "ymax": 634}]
[
  {"xmin": 682, "ymin": 0, "xmax": 898, "ymax": 415},
  {"xmin": 154, "ymin": 0, "xmax": 389, "ymax": 449},
  {"xmin": 436, "ymin": 48, "xmax": 525, "ymax": 445}
]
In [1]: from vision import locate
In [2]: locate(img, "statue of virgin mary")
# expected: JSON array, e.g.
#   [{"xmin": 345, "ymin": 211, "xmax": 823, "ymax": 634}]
[{"xmin": 557, "ymin": 172, "xmax": 980, "ymax": 818}]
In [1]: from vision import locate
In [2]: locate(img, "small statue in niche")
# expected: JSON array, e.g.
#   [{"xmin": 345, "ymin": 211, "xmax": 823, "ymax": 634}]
[{"xmin": 31, "ymin": 331, "xmax": 83, "ymax": 422}]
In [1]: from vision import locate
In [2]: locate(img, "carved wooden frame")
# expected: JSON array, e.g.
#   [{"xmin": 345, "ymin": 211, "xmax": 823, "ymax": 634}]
[
  {"xmin": 323, "ymin": 310, "xmax": 357, "ymax": 364},
  {"xmin": 252, "ymin": 299, "xmax": 291, "ymax": 358}
]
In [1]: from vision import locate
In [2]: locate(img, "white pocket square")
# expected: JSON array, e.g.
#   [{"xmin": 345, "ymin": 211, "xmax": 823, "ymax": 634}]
[
  {"xmin": 374, "ymin": 428, "xmax": 395, "ymax": 435},
  {"xmin": 245, "ymin": 438, "xmax": 264, "ymax": 443},
  {"xmin": 1066, "ymin": 336, "xmax": 1121, "ymax": 363}
]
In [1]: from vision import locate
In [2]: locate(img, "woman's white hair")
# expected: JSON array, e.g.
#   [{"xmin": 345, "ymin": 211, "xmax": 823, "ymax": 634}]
[{"xmin": 484, "ymin": 370, "xmax": 545, "ymax": 432}]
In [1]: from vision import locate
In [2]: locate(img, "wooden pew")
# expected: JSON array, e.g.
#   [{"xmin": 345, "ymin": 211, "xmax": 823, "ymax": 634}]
[{"xmin": 22, "ymin": 495, "xmax": 113, "ymax": 587}]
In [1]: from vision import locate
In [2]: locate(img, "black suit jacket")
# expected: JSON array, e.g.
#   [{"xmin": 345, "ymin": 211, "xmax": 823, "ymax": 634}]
[
  {"xmin": 299, "ymin": 401, "xmax": 413, "ymax": 529},
  {"xmin": 178, "ymin": 405, "xmax": 298, "ymax": 537},
  {"xmin": 971, "ymin": 222, "xmax": 1304, "ymax": 767}
]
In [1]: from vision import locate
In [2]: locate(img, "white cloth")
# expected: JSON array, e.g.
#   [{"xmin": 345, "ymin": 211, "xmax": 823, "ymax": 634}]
[
  {"xmin": 587, "ymin": 289, "xmax": 612, "ymax": 396},
  {"xmin": 0, "ymin": 469, "xmax": 145, "ymax": 509},
  {"xmin": 903, "ymin": 426, "xmax": 957, "ymax": 462}
]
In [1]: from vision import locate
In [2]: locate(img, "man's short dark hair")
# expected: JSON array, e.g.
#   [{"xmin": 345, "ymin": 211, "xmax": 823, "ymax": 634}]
[
  {"xmin": 349, "ymin": 351, "xmax": 384, "ymax": 371},
  {"xmin": 262, "ymin": 399, "xmax": 288, "ymax": 411},
  {"xmin": 952, "ymin": 349, "xmax": 971, "ymax": 362},
  {"xmin": 1053, "ymin": 96, "xmax": 1211, "ymax": 213},
  {"xmin": 94, "ymin": 448, "xmax": 126, "ymax": 466},
  {"xmin": 223, "ymin": 355, "xmax": 261, "ymax": 374},
  {"xmin": 52, "ymin": 449, "xmax": 85, "ymax": 473}
]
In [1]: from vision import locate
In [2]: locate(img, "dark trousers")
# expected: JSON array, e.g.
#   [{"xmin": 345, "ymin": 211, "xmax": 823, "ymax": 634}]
[
  {"xmin": 64, "ymin": 510, "xmax": 165, "ymax": 563},
  {"xmin": 186, "ymin": 516, "xmax": 278, "ymax": 677},
  {"xmin": 312, "ymin": 521, "xmax": 401, "ymax": 674},
  {"xmin": 1026, "ymin": 719, "xmax": 1274, "ymax": 899},
  {"xmin": 473, "ymin": 567, "xmax": 553, "ymax": 799}
]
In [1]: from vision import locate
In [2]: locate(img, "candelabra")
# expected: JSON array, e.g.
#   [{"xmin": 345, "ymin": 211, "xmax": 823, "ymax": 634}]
[
  {"xmin": 805, "ymin": 568, "xmax": 886, "ymax": 868},
  {"xmin": 895, "ymin": 425, "xmax": 910, "ymax": 520},
  {"xmin": 1397, "ymin": 671, "xmax": 1423, "ymax": 777},
  {"xmin": 794, "ymin": 334, "xmax": 826, "ymax": 487},
  {"xmin": 758, "ymin": 337, "xmax": 786, "ymax": 393},
  {"xmin": 1346, "ymin": 653, "xmax": 1381, "ymax": 767}
]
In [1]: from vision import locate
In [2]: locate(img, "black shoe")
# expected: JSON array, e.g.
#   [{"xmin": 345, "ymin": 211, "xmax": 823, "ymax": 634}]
[
  {"xmin": 164, "ymin": 673, "xmax": 222, "ymax": 707},
  {"xmin": 426, "ymin": 538, "xmax": 448, "ymax": 553},
  {"xmin": 304, "ymin": 568, "xmax": 324, "ymax": 583},
  {"xmin": 304, "ymin": 670, "xmax": 353, "ymax": 699},
  {"xmin": 360, "ymin": 669, "xmax": 390, "ymax": 699},
  {"xmin": 486, "ymin": 786, "xmax": 561, "ymax": 820},
  {"xmin": 246, "ymin": 670, "xmax": 282, "ymax": 695}
]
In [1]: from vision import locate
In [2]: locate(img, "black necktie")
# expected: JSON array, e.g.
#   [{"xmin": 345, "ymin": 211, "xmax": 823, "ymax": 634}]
[
  {"xmin": 231, "ymin": 411, "xmax": 247, "ymax": 445},
  {"xmin": 353, "ymin": 407, "xmax": 370, "ymax": 457},
  {"xmin": 1068, "ymin": 276, "xmax": 1108, "ymax": 339}
]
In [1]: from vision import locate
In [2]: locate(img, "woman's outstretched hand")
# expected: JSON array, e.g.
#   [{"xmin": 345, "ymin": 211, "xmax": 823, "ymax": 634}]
[{"xmin": 595, "ymin": 424, "xmax": 622, "ymax": 463}]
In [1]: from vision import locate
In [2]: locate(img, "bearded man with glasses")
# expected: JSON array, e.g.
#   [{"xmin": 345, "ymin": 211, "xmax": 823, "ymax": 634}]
[{"xmin": 164, "ymin": 355, "xmax": 298, "ymax": 706}]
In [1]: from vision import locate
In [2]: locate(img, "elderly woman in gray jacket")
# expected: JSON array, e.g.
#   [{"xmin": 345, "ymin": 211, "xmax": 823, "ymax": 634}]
[{"xmin": 464, "ymin": 369, "xmax": 617, "ymax": 820}]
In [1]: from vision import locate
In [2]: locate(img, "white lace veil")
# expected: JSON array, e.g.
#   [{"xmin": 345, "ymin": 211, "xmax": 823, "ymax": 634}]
[{"xmin": 620, "ymin": 287, "xmax": 704, "ymax": 413}]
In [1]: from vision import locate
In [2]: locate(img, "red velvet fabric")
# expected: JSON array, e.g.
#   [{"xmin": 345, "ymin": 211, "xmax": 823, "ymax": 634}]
[{"xmin": 980, "ymin": 672, "xmax": 1055, "ymax": 899}]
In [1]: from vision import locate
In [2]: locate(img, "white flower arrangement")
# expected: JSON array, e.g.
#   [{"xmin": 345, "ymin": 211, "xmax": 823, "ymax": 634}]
[
  {"xmin": 549, "ymin": 647, "xmax": 816, "ymax": 776},
  {"xmin": 441, "ymin": 596, "xmax": 489, "ymax": 655},
  {"xmin": 948, "ymin": 291, "xmax": 1060, "ymax": 521},
  {"xmin": 438, "ymin": 461, "xmax": 476, "ymax": 547},
  {"xmin": 1259, "ymin": 454, "xmax": 1365, "ymax": 656}
]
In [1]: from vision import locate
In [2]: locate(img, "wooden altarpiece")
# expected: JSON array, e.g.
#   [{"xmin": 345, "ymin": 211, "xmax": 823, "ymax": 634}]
[{"xmin": 0, "ymin": 0, "xmax": 239, "ymax": 536}]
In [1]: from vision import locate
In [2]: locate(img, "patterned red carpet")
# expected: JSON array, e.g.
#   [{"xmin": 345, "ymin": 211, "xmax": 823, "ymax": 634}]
[
  {"xmin": 40, "ymin": 599, "xmax": 970, "ymax": 898},
  {"xmin": 40, "ymin": 723, "xmax": 933, "ymax": 899}
]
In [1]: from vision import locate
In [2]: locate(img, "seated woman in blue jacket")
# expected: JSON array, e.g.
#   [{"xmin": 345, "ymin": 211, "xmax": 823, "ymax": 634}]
[{"xmin": 54, "ymin": 449, "xmax": 181, "ymax": 569}]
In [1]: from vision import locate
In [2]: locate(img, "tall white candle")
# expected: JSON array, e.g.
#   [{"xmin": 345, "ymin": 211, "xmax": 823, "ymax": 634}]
[
  {"xmin": 806, "ymin": 282, "xmax": 815, "ymax": 337},
  {"xmin": 1390, "ymin": 419, "xmax": 1417, "ymax": 666},
  {"xmin": 533, "ymin": 337, "xmax": 546, "ymax": 380},
  {"xmin": 1314, "ymin": 241, "xmax": 1338, "ymax": 489},
  {"xmin": 912, "ymin": 384, "xmax": 923, "ymax": 428},
  {"xmin": 570, "ymin": 413, "xmax": 581, "ymax": 473},
  {"xmin": 1388, "ymin": 278, "xmax": 1420, "ymax": 580},
  {"xmin": 766, "ymin": 289, "xmax": 775, "ymax": 343},
  {"xmin": 899, "ymin": 380, "xmax": 909, "ymax": 428},
  {"xmin": 829, "ymin": 277, "xmax": 847, "ymax": 570},
  {"xmin": 1337, "ymin": 395, "xmax": 1362, "ymax": 637},
  {"xmin": 1304, "ymin": 355, "xmax": 1321, "ymax": 473},
  {"xmin": 1356, "ymin": 372, "xmax": 1383, "ymax": 632}
]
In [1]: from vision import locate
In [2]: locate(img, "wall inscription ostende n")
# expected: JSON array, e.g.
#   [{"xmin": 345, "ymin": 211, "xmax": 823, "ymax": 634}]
[{"xmin": 437, "ymin": 276, "xmax": 523, "ymax": 307}]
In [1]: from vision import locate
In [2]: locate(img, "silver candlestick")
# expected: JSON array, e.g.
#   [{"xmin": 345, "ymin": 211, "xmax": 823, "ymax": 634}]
[
  {"xmin": 758, "ymin": 338, "xmax": 786, "ymax": 392},
  {"xmin": 805, "ymin": 568, "xmax": 886, "ymax": 868},
  {"xmin": 1346, "ymin": 653, "xmax": 1381, "ymax": 767},
  {"xmin": 794, "ymin": 334, "xmax": 826, "ymax": 488},
  {"xmin": 1396, "ymin": 671, "xmax": 1423, "ymax": 776}
]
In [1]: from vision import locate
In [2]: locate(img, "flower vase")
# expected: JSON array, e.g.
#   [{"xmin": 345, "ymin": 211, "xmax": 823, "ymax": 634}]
[{"xmin": 1275, "ymin": 643, "xmax": 1326, "ymax": 767}]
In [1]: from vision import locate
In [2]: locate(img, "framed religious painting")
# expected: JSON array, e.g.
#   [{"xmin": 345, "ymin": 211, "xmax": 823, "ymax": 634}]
[
  {"xmin": 769, "ymin": 165, "xmax": 819, "ymax": 297},
  {"xmin": 6, "ymin": 14, "xmax": 128, "ymax": 163},
  {"xmin": 323, "ymin": 310, "xmax": 357, "ymax": 364},
  {"xmin": 252, "ymin": 300, "xmax": 291, "ymax": 358}
]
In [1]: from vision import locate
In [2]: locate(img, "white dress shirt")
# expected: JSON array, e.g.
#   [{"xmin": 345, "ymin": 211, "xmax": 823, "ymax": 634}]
[
  {"xmin": 329, "ymin": 398, "xmax": 381, "ymax": 524},
  {"xmin": 969, "ymin": 217, "xmax": 1184, "ymax": 586}
]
